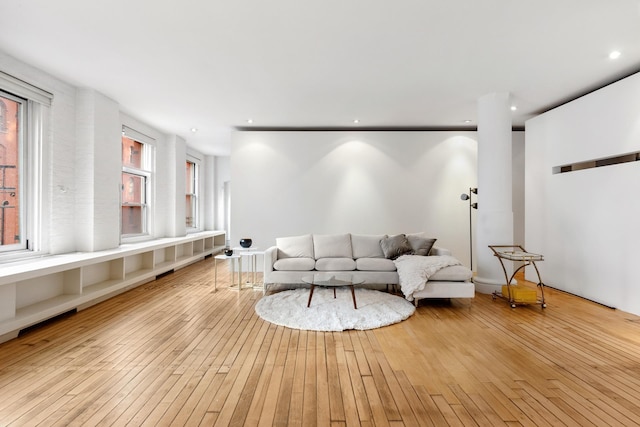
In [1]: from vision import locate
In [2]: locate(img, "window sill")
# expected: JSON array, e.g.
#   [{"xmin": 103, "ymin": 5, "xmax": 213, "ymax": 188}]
[
  {"xmin": 121, "ymin": 234, "xmax": 153, "ymax": 245},
  {"xmin": 0, "ymin": 250, "xmax": 49, "ymax": 266}
]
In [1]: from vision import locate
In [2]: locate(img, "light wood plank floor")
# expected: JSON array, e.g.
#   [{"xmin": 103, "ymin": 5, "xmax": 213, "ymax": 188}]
[{"xmin": 1, "ymin": 256, "xmax": 640, "ymax": 426}]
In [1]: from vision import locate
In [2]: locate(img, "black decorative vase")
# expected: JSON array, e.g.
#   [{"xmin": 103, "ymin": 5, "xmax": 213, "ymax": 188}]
[
  {"xmin": 224, "ymin": 248, "xmax": 233, "ymax": 256},
  {"xmin": 239, "ymin": 238, "xmax": 252, "ymax": 248}
]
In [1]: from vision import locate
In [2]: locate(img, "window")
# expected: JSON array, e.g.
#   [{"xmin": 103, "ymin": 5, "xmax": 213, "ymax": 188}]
[
  {"xmin": 0, "ymin": 71, "xmax": 51, "ymax": 257},
  {"xmin": 186, "ymin": 159, "xmax": 198, "ymax": 229},
  {"xmin": 0, "ymin": 92, "xmax": 23, "ymax": 251},
  {"xmin": 121, "ymin": 132, "xmax": 152, "ymax": 237}
]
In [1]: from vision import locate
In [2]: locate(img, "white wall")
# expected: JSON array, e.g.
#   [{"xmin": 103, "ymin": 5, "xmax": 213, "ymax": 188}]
[
  {"xmin": 525, "ymin": 71, "xmax": 640, "ymax": 315},
  {"xmin": 231, "ymin": 131, "xmax": 478, "ymax": 265}
]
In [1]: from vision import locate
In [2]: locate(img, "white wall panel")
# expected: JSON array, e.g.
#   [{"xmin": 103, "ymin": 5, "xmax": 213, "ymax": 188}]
[
  {"xmin": 526, "ymin": 71, "xmax": 640, "ymax": 315},
  {"xmin": 512, "ymin": 132, "xmax": 525, "ymax": 247}
]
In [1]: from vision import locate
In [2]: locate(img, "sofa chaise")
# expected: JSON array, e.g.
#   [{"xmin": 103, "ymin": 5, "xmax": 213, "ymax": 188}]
[{"xmin": 263, "ymin": 233, "xmax": 474, "ymax": 306}]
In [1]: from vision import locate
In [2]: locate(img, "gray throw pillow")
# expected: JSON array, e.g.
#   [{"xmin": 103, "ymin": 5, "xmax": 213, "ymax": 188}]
[
  {"xmin": 407, "ymin": 235, "xmax": 437, "ymax": 256},
  {"xmin": 380, "ymin": 234, "xmax": 413, "ymax": 260}
]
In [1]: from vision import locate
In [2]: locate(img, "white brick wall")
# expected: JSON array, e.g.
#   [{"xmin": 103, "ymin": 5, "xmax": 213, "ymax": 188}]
[
  {"xmin": 0, "ymin": 51, "xmax": 77, "ymax": 254},
  {"xmin": 0, "ymin": 50, "xmax": 211, "ymax": 256}
]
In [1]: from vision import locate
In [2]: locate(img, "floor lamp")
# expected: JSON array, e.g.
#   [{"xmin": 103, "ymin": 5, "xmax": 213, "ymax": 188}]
[{"xmin": 460, "ymin": 188, "xmax": 478, "ymax": 271}]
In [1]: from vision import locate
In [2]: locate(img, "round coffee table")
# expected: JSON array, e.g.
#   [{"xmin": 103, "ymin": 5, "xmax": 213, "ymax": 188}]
[{"xmin": 301, "ymin": 274, "xmax": 365, "ymax": 309}]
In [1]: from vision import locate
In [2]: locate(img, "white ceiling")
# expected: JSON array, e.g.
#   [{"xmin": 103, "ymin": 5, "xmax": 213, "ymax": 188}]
[{"xmin": 1, "ymin": 0, "xmax": 639, "ymax": 156}]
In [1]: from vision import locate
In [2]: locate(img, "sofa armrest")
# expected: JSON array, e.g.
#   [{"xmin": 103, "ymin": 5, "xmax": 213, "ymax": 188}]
[
  {"xmin": 430, "ymin": 246, "xmax": 451, "ymax": 256},
  {"xmin": 264, "ymin": 246, "xmax": 278, "ymax": 273}
]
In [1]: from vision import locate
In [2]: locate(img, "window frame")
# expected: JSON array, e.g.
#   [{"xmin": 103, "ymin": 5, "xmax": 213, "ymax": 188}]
[
  {"xmin": 120, "ymin": 130, "xmax": 154, "ymax": 241},
  {"xmin": 186, "ymin": 158, "xmax": 199, "ymax": 231},
  {"xmin": 0, "ymin": 71, "xmax": 50, "ymax": 260}
]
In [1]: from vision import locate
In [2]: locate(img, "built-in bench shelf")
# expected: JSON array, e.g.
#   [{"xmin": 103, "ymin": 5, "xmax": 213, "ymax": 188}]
[{"xmin": 0, "ymin": 231, "xmax": 226, "ymax": 344}]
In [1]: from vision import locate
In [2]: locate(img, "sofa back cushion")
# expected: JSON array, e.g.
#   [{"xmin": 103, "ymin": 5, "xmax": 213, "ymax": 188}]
[
  {"xmin": 313, "ymin": 233, "xmax": 353, "ymax": 259},
  {"xmin": 351, "ymin": 234, "xmax": 386, "ymax": 259},
  {"xmin": 276, "ymin": 234, "xmax": 314, "ymax": 259}
]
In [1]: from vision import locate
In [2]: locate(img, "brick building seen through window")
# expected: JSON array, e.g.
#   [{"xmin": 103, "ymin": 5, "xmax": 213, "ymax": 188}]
[
  {"xmin": 0, "ymin": 96, "xmax": 20, "ymax": 247},
  {"xmin": 121, "ymin": 136, "xmax": 146, "ymax": 235},
  {"xmin": 186, "ymin": 160, "xmax": 197, "ymax": 228}
]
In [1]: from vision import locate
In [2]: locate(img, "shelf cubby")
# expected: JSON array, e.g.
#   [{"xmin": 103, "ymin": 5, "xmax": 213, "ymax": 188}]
[
  {"xmin": 15, "ymin": 268, "xmax": 80, "ymax": 313},
  {"xmin": 124, "ymin": 251, "xmax": 154, "ymax": 281},
  {"xmin": 0, "ymin": 284, "xmax": 16, "ymax": 321},
  {"xmin": 153, "ymin": 246, "xmax": 176, "ymax": 272},
  {"xmin": 82, "ymin": 259, "xmax": 124, "ymax": 290},
  {"xmin": 213, "ymin": 234, "xmax": 226, "ymax": 251},
  {"xmin": 175, "ymin": 242, "xmax": 194, "ymax": 262},
  {"xmin": 193, "ymin": 239, "xmax": 205, "ymax": 255},
  {"xmin": 204, "ymin": 236, "xmax": 214, "ymax": 251}
]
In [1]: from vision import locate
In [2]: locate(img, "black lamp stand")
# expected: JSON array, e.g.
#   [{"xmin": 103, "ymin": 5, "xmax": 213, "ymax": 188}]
[{"xmin": 460, "ymin": 187, "xmax": 478, "ymax": 270}]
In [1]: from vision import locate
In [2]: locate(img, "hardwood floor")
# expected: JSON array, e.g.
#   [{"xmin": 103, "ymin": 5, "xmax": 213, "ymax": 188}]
[{"xmin": 1, "ymin": 256, "xmax": 640, "ymax": 426}]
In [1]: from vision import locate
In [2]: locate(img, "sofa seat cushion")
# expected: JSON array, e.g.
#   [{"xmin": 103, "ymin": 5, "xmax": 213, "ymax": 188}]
[
  {"xmin": 356, "ymin": 258, "xmax": 396, "ymax": 272},
  {"xmin": 315, "ymin": 258, "xmax": 356, "ymax": 271},
  {"xmin": 429, "ymin": 265, "xmax": 473, "ymax": 281},
  {"xmin": 274, "ymin": 257, "xmax": 316, "ymax": 271},
  {"xmin": 277, "ymin": 234, "xmax": 314, "ymax": 259},
  {"xmin": 313, "ymin": 233, "xmax": 353, "ymax": 259},
  {"xmin": 351, "ymin": 234, "xmax": 386, "ymax": 259}
]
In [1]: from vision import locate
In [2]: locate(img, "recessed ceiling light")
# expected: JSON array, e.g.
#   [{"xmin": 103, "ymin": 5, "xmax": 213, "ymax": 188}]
[
  {"xmin": 246, "ymin": 118, "xmax": 253, "ymax": 124},
  {"xmin": 190, "ymin": 127, "xmax": 198, "ymax": 132},
  {"xmin": 463, "ymin": 120, "xmax": 472, "ymax": 123},
  {"xmin": 353, "ymin": 119, "xmax": 360, "ymax": 124},
  {"xmin": 609, "ymin": 50, "xmax": 621, "ymax": 60},
  {"xmin": 510, "ymin": 106, "xmax": 517, "ymax": 111}
]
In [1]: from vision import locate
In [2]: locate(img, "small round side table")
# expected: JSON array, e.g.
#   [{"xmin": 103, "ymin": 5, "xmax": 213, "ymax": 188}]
[
  {"xmin": 233, "ymin": 247, "xmax": 266, "ymax": 291},
  {"xmin": 214, "ymin": 254, "xmax": 242, "ymax": 291}
]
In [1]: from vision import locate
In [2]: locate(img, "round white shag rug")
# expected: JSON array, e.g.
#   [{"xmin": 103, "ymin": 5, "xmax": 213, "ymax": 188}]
[{"xmin": 255, "ymin": 287, "xmax": 415, "ymax": 331}]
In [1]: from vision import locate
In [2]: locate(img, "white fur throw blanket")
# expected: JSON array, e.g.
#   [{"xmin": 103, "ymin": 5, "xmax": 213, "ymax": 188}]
[{"xmin": 393, "ymin": 255, "xmax": 462, "ymax": 301}]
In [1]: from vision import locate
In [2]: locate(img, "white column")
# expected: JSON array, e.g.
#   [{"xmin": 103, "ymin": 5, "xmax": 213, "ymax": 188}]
[
  {"xmin": 75, "ymin": 88, "xmax": 121, "ymax": 252},
  {"xmin": 204, "ymin": 155, "xmax": 216, "ymax": 231},
  {"xmin": 474, "ymin": 92, "xmax": 514, "ymax": 294},
  {"xmin": 163, "ymin": 135, "xmax": 187, "ymax": 237}
]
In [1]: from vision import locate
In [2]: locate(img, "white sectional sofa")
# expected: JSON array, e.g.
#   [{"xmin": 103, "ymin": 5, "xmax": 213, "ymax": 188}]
[{"xmin": 263, "ymin": 233, "xmax": 474, "ymax": 306}]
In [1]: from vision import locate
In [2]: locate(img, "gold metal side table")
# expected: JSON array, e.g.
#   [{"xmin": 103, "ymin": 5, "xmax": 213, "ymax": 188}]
[{"xmin": 489, "ymin": 245, "xmax": 547, "ymax": 309}]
